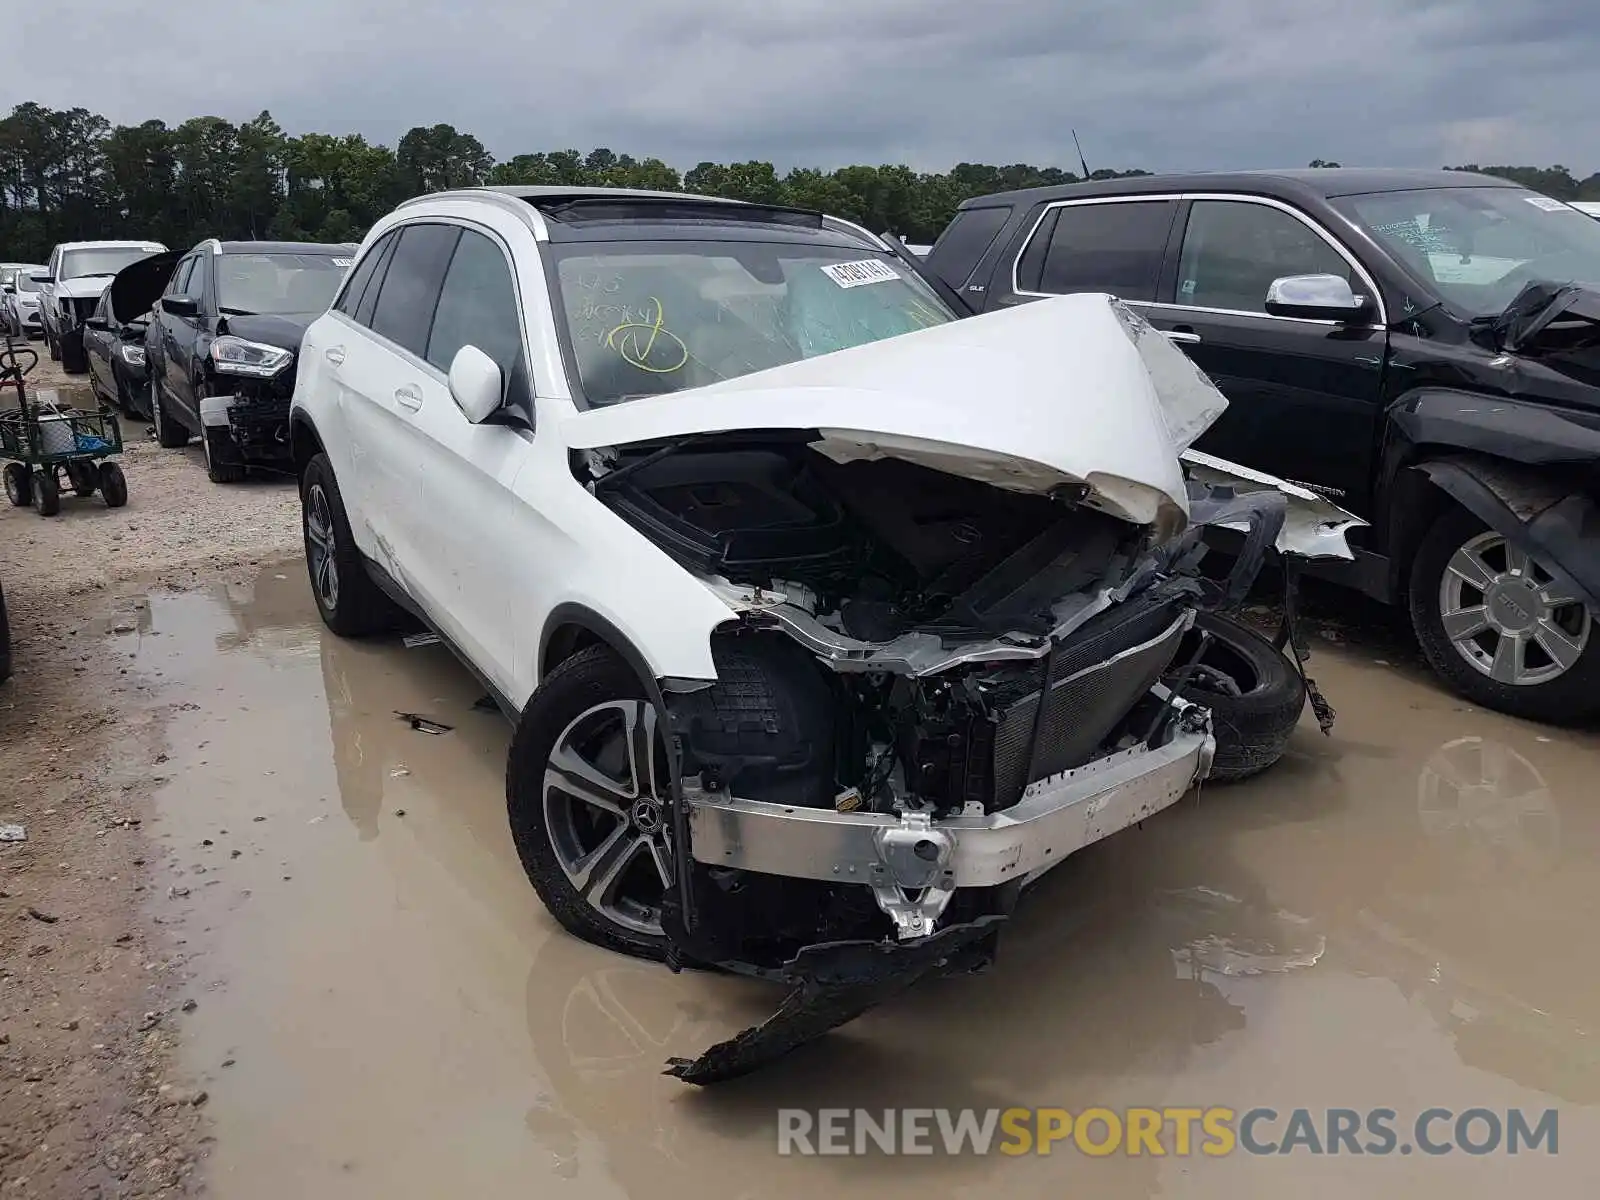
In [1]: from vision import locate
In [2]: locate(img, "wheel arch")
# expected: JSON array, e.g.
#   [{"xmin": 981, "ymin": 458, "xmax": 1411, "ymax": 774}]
[{"xmin": 289, "ymin": 411, "xmax": 325, "ymax": 483}]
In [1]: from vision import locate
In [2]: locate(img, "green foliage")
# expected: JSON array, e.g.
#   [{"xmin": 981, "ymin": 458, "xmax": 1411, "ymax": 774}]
[{"xmin": 2, "ymin": 102, "xmax": 1596, "ymax": 261}]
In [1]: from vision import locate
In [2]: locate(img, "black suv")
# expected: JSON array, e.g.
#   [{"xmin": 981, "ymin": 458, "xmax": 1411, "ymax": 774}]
[
  {"xmin": 923, "ymin": 168, "xmax": 1600, "ymax": 722},
  {"xmin": 110, "ymin": 239, "xmax": 356, "ymax": 482}
]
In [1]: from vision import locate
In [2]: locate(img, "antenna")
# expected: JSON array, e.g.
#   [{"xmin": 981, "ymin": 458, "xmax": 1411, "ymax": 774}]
[{"xmin": 1071, "ymin": 129, "xmax": 1091, "ymax": 180}]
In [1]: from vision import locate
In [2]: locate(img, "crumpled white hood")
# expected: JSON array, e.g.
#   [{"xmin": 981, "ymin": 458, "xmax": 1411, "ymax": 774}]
[{"xmin": 563, "ymin": 294, "xmax": 1225, "ymax": 530}]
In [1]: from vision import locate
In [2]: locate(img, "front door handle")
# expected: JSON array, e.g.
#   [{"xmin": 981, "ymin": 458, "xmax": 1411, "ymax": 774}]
[
  {"xmin": 1163, "ymin": 329, "xmax": 1202, "ymax": 344},
  {"xmin": 395, "ymin": 384, "xmax": 423, "ymax": 411},
  {"xmin": 324, "ymin": 346, "xmax": 346, "ymax": 366}
]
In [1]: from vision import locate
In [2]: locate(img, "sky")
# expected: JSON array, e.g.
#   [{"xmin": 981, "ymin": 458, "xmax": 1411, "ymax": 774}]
[{"xmin": 10, "ymin": 0, "xmax": 1599, "ymax": 176}]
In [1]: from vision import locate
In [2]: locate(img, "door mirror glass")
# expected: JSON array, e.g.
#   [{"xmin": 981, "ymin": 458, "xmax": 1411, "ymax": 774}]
[
  {"xmin": 447, "ymin": 344, "xmax": 502, "ymax": 423},
  {"xmin": 1264, "ymin": 273, "xmax": 1368, "ymax": 321},
  {"xmin": 161, "ymin": 295, "xmax": 198, "ymax": 318}
]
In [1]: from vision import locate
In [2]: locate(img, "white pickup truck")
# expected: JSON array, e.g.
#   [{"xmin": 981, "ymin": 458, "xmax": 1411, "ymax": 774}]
[{"xmin": 37, "ymin": 240, "xmax": 166, "ymax": 373}]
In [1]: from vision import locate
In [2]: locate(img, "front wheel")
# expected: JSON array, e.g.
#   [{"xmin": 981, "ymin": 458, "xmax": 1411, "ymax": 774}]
[
  {"xmin": 60, "ymin": 336, "xmax": 86, "ymax": 374},
  {"xmin": 506, "ymin": 646, "xmax": 673, "ymax": 962},
  {"xmin": 202, "ymin": 423, "xmax": 246, "ymax": 483},
  {"xmin": 300, "ymin": 453, "xmax": 406, "ymax": 637},
  {"xmin": 1409, "ymin": 507, "xmax": 1600, "ymax": 723}
]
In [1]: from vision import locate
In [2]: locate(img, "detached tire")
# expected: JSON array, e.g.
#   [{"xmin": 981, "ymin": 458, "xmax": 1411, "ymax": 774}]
[
  {"xmin": 1172, "ymin": 613, "xmax": 1305, "ymax": 782},
  {"xmin": 203, "ymin": 424, "xmax": 246, "ymax": 483}
]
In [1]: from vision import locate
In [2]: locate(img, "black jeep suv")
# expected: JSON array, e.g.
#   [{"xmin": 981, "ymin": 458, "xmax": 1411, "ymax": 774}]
[
  {"xmin": 923, "ymin": 168, "xmax": 1600, "ymax": 722},
  {"xmin": 110, "ymin": 239, "xmax": 356, "ymax": 482}
]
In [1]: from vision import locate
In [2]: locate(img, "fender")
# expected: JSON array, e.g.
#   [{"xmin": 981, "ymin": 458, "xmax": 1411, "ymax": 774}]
[
  {"xmin": 1415, "ymin": 456, "xmax": 1600, "ymax": 612},
  {"xmin": 1386, "ymin": 387, "xmax": 1600, "ymax": 466}
]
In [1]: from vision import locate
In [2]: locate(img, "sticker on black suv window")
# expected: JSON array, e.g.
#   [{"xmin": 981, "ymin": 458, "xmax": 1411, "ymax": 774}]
[{"xmin": 819, "ymin": 259, "xmax": 899, "ymax": 288}]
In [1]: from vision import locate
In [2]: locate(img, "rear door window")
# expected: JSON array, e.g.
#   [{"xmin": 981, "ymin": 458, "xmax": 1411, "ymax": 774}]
[
  {"xmin": 1025, "ymin": 200, "xmax": 1176, "ymax": 301},
  {"xmin": 1174, "ymin": 200, "xmax": 1353, "ymax": 314},
  {"xmin": 368, "ymin": 224, "xmax": 461, "ymax": 357},
  {"xmin": 927, "ymin": 205, "xmax": 1011, "ymax": 290}
]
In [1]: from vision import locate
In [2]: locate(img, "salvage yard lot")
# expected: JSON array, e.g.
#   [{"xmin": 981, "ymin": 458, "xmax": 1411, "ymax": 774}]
[{"xmin": 3, "ymin": 359, "xmax": 1600, "ymax": 1197}]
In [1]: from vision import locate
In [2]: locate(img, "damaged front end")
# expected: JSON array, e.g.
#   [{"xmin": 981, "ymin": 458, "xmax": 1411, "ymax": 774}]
[{"xmin": 567, "ymin": 296, "xmax": 1359, "ymax": 1082}]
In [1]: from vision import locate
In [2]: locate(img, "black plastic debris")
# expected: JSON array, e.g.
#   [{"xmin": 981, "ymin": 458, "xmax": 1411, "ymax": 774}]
[
  {"xmin": 394, "ymin": 711, "xmax": 452, "ymax": 735},
  {"xmin": 664, "ymin": 916, "xmax": 1004, "ymax": 1085},
  {"xmin": 472, "ymin": 695, "xmax": 498, "ymax": 713}
]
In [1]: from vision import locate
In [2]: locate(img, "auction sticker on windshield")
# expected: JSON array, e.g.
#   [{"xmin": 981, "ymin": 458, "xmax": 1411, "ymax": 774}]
[
  {"xmin": 1524, "ymin": 195, "xmax": 1575, "ymax": 212},
  {"xmin": 820, "ymin": 259, "xmax": 900, "ymax": 288}
]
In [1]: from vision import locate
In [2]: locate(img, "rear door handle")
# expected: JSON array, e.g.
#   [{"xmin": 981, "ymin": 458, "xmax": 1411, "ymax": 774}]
[
  {"xmin": 395, "ymin": 384, "xmax": 423, "ymax": 411},
  {"xmin": 324, "ymin": 346, "xmax": 346, "ymax": 366},
  {"xmin": 1164, "ymin": 330, "xmax": 1201, "ymax": 344}
]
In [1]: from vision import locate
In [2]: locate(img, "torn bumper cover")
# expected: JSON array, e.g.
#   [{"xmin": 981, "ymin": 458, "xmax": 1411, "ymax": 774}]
[{"xmin": 662, "ymin": 696, "xmax": 1213, "ymax": 1084}]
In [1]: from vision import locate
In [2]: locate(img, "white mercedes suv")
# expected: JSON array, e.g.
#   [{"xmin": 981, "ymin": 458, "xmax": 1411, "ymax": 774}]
[{"xmin": 289, "ymin": 186, "xmax": 1357, "ymax": 1082}]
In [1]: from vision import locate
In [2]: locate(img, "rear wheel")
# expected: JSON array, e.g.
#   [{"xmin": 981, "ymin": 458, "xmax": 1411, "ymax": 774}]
[
  {"xmin": 151, "ymin": 381, "xmax": 188, "ymax": 448},
  {"xmin": 65, "ymin": 461, "xmax": 96, "ymax": 497},
  {"xmin": 4, "ymin": 463, "xmax": 31, "ymax": 507},
  {"xmin": 1409, "ymin": 506, "xmax": 1600, "ymax": 723},
  {"xmin": 98, "ymin": 462, "xmax": 128, "ymax": 508},
  {"xmin": 301, "ymin": 453, "xmax": 405, "ymax": 637}
]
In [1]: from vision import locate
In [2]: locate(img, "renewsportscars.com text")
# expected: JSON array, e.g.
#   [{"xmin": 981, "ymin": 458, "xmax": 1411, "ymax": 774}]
[{"xmin": 776, "ymin": 1106, "xmax": 1559, "ymax": 1157}]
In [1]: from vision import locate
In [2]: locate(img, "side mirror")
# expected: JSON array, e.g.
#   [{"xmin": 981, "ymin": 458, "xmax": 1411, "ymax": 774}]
[
  {"xmin": 1264, "ymin": 273, "xmax": 1369, "ymax": 322},
  {"xmin": 30, "ymin": 273, "xmax": 51, "ymax": 285},
  {"xmin": 1, "ymin": 285, "xmax": 13, "ymax": 295},
  {"xmin": 85, "ymin": 317, "xmax": 109, "ymax": 331},
  {"xmin": 162, "ymin": 295, "xmax": 198, "ymax": 318},
  {"xmin": 447, "ymin": 345, "xmax": 503, "ymax": 423}
]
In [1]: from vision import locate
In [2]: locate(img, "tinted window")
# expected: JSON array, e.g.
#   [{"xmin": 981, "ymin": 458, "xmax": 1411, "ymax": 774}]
[
  {"xmin": 928, "ymin": 205, "xmax": 1011, "ymax": 290},
  {"xmin": 165, "ymin": 257, "xmax": 195, "ymax": 297},
  {"xmin": 1030, "ymin": 201, "xmax": 1175, "ymax": 300},
  {"xmin": 1015, "ymin": 208, "xmax": 1058, "ymax": 292},
  {"xmin": 353, "ymin": 234, "xmax": 399, "ymax": 327},
  {"xmin": 181, "ymin": 254, "xmax": 206, "ymax": 300},
  {"xmin": 217, "ymin": 253, "xmax": 345, "ymax": 316},
  {"xmin": 426, "ymin": 230, "xmax": 522, "ymax": 378},
  {"xmin": 335, "ymin": 234, "xmax": 390, "ymax": 318},
  {"xmin": 369, "ymin": 224, "xmax": 460, "ymax": 356},
  {"xmin": 1175, "ymin": 200, "xmax": 1352, "ymax": 314}
]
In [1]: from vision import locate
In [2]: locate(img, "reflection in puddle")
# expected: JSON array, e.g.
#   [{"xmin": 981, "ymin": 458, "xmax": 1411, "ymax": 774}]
[{"xmin": 117, "ymin": 564, "xmax": 1600, "ymax": 1198}]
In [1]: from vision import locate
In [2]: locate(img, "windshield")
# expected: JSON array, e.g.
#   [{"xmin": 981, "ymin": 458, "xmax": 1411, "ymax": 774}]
[
  {"xmin": 217, "ymin": 253, "xmax": 348, "ymax": 315},
  {"xmin": 549, "ymin": 239, "xmax": 954, "ymax": 406},
  {"xmin": 1335, "ymin": 187, "xmax": 1600, "ymax": 318},
  {"xmin": 60, "ymin": 247, "xmax": 160, "ymax": 281}
]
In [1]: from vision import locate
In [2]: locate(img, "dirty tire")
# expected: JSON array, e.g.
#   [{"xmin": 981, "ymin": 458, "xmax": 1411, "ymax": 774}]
[
  {"xmin": 31, "ymin": 469, "xmax": 59, "ymax": 517},
  {"xmin": 65, "ymin": 461, "xmax": 96, "ymax": 497},
  {"xmin": 4, "ymin": 463, "xmax": 31, "ymax": 507},
  {"xmin": 98, "ymin": 461, "xmax": 128, "ymax": 508},
  {"xmin": 300, "ymin": 453, "xmax": 403, "ymax": 637},
  {"xmin": 203, "ymin": 424, "xmax": 246, "ymax": 483},
  {"xmin": 1409, "ymin": 506, "xmax": 1600, "ymax": 724},
  {"xmin": 60, "ymin": 337, "xmax": 87, "ymax": 374},
  {"xmin": 1174, "ymin": 613, "xmax": 1305, "ymax": 782},
  {"xmin": 507, "ymin": 646, "xmax": 670, "ymax": 964},
  {"xmin": 151, "ymin": 382, "xmax": 188, "ymax": 448},
  {"xmin": 46, "ymin": 332, "xmax": 59, "ymax": 362}
]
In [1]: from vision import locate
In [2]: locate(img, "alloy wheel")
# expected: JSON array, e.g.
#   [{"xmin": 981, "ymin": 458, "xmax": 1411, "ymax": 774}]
[
  {"xmin": 543, "ymin": 699, "xmax": 672, "ymax": 937},
  {"xmin": 304, "ymin": 483, "xmax": 340, "ymax": 612},
  {"xmin": 1438, "ymin": 531, "xmax": 1591, "ymax": 686}
]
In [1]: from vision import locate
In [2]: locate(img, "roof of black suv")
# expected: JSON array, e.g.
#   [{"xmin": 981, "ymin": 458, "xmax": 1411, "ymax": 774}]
[
  {"xmin": 214, "ymin": 240, "xmax": 355, "ymax": 255},
  {"xmin": 958, "ymin": 168, "xmax": 1525, "ymax": 210}
]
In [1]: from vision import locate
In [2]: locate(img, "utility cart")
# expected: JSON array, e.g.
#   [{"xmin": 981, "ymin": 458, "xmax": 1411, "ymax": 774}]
[{"xmin": 0, "ymin": 337, "xmax": 128, "ymax": 517}]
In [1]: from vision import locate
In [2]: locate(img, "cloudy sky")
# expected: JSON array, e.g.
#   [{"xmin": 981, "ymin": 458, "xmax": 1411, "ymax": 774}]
[{"xmin": 11, "ymin": 0, "xmax": 1598, "ymax": 175}]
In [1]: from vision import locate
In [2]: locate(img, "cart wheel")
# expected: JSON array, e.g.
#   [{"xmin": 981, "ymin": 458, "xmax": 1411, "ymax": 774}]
[
  {"xmin": 98, "ymin": 462, "xmax": 128, "ymax": 508},
  {"xmin": 31, "ymin": 469, "xmax": 59, "ymax": 516},
  {"xmin": 66, "ymin": 461, "xmax": 97, "ymax": 497},
  {"xmin": 4, "ymin": 463, "xmax": 30, "ymax": 507}
]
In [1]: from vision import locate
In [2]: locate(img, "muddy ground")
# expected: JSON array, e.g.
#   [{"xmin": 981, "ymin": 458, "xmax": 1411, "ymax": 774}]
[{"xmin": 4, "ymin": 352, "xmax": 1600, "ymax": 1197}]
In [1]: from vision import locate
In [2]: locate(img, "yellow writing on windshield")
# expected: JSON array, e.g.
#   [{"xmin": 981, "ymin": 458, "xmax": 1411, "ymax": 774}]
[{"xmin": 605, "ymin": 297, "xmax": 689, "ymax": 374}]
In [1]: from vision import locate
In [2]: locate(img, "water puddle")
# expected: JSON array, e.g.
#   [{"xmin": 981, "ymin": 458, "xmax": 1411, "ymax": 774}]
[{"xmin": 124, "ymin": 564, "xmax": 1600, "ymax": 1197}]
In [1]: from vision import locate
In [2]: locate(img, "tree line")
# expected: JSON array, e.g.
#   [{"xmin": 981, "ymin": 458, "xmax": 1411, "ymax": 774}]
[{"xmin": 4, "ymin": 102, "xmax": 1599, "ymax": 262}]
